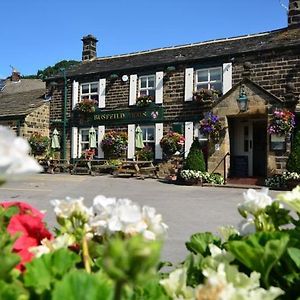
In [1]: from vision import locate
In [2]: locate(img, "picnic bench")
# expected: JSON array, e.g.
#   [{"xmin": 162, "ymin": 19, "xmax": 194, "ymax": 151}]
[
  {"xmin": 71, "ymin": 159, "xmax": 92, "ymax": 175},
  {"xmin": 38, "ymin": 159, "xmax": 70, "ymax": 174},
  {"xmin": 114, "ymin": 160, "xmax": 157, "ymax": 178}
]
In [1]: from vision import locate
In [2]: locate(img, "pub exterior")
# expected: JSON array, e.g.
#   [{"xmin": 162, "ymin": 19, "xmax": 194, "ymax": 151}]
[{"xmin": 46, "ymin": 0, "xmax": 300, "ymax": 180}]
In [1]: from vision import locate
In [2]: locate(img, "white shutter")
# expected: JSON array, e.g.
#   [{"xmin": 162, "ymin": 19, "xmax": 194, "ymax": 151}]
[
  {"xmin": 184, "ymin": 68, "xmax": 194, "ymax": 102},
  {"xmin": 184, "ymin": 122, "xmax": 194, "ymax": 158},
  {"xmin": 155, "ymin": 71, "xmax": 164, "ymax": 104},
  {"xmin": 71, "ymin": 127, "xmax": 78, "ymax": 159},
  {"xmin": 98, "ymin": 78, "xmax": 106, "ymax": 108},
  {"xmin": 72, "ymin": 80, "xmax": 79, "ymax": 109},
  {"xmin": 129, "ymin": 74, "xmax": 137, "ymax": 106},
  {"xmin": 155, "ymin": 123, "xmax": 164, "ymax": 159},
  {"xmin": 127, "ymin": 124, "xmax": 135, "ymax": 159},
  {"xmin": 97, "ymin": 125, "xmax": 105, "ymax": 158},
  {"xmin": 223, "ymin": 63, "xmax": 232, "ymax": 94}
]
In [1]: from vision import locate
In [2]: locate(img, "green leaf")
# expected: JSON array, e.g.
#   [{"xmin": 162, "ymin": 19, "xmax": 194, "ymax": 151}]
[
  {"xmin": 24, "ymin": 248, "xmax": 80, "ymax": 295},
  {"xmin": 226, "ymin": 232, "xmax": 289, "ymax": 288},
  {"xmin": 0, "ymin": 280, "xmax": 28, "ymax": 300},
  {"xmin": 185, "ymin": 232, "xmax": 221, "ymax": 255},
  {"xmin": 287, "ymin": 247, "xmax": 300, "ymax": 269},
  {"xmin": 52, "ymin": 270, "xmax": 113, "ymax": 300}
]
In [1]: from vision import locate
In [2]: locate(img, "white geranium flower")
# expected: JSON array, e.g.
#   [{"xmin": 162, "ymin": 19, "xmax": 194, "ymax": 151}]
[
  {"xmin": 277, "ymin": 186, "xmax": 300, "ymax": 214},
  {"xmin": 90, "ymin": 195, "xmax": 167, "ymax": 240},
  {"xmin": 238, "ymin": 218, "xmax": 256, "ymax": 236},
  {"xmin": 160, "ymin": 268, "xmax": 194, "ymax": 300},
  {"xmin": 0, "ymin": 126, "xmax": 42, "ymax": 181},
  {"xmin": 50, "ymin": 197, "xmax": 92, "ymax": 220},
  {"xmin": 238, "ymin": 188, "xmax": 273, "ymax": 216}
]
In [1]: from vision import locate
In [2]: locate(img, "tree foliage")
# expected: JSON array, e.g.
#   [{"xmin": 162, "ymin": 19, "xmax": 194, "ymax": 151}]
[
  {"xmin": 183, "ymin": 139, "xmax": 206, "ymax": 172},
  {"xmin": 287, "ymin": 130, "xmax": 300, "ymax": 173}
]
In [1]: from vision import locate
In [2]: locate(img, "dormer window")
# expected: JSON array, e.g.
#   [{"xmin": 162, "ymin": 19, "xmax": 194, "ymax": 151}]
[
  {"xmin": 195, "ymin": 67, "xmax": 222, "ymax": 92},
  {"xmin": 139, "ymin": 75, "xmax": 155, "ymax": 99}
]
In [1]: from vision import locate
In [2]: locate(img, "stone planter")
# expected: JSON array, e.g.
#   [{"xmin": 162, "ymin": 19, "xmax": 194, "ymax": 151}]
[{"xmin": 286, "ymin": 179, "xmax": 300, "ymax": 190}]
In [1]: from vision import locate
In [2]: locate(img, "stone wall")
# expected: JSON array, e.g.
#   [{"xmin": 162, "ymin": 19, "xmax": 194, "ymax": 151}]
[{"xmin": 22, "ymin": 103, "xmax": 50, "ymax": 138}]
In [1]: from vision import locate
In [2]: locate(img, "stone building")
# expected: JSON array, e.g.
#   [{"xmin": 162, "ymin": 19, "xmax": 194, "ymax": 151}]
[
  {"xmin": 0, "ymin": 70, "xmax": 49, "ymax": 138},
  {"xmin": 46, "ymin": 0, "xmax": 300, "ymax": 179}
]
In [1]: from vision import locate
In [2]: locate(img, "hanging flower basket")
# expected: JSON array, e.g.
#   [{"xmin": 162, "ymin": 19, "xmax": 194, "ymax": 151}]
[
  {"xmin": 101, "ymin": 131, "xmax": 128, "ymax": 159},
  {"xmin": 160, "ymin": 131, "xmax": 185, "ymax": 157},
  {"xmin": 75, "ymin": 98, "xmax": 97, "ymax": 113},
  {"xmin": 28, "ymin": 133, "xmax": 50, "ymax": 156},
  {"xmin": 193, "ymin": 88, "xmax": 221, "ymax": 103},
  {"xmin": 267, "ymin": 109, "xmax": 295, "ymax": 136},
  {"xmin": 199, "ymin": 112, "xmax": 223, "ymax": 142},
  {"xmin": 136, "ymin": 95, "xmax": 153, "ymax": 107}
]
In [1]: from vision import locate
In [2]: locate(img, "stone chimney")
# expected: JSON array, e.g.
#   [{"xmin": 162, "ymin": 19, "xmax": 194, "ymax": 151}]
[
  {"xmin": 288, "ymin": 0, "xmax": 300, "ymax": 27},
  {"xmin": 81, "ymin": 34, "xmax": 98, "ymax": 61},
  {"xmin": 11, "ymin": 68, "xmax": 21, "ymax": 82}
]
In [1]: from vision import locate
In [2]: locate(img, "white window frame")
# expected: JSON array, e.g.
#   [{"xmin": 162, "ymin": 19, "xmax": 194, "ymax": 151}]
[
  {"xmin": 78, "ymin": 128, "xmax": 98, "ymax": 156},
  {"xmin": 138, "ymin": 75, "xmax": 156, "ymax": 97},
  {"xmin": 141, "ymin": 125, "xmax": 155, "ymax": 145},
  {"xmin": 195, "ymin": 67, "xmax": 222, "ymax": 92},
  {"xmin": 80, "ymin": 82, "xmax": 99, "ymax": 100}
]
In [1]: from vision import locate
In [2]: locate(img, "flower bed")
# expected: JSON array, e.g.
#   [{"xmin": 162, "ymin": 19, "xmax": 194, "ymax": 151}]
[
  {"xmin": 179, "ymin": 170, "xmax": 224, "ymax": 185},
  {"xmin": 265, "ymin": 171, "xmax": 300, "ymax": 190}
]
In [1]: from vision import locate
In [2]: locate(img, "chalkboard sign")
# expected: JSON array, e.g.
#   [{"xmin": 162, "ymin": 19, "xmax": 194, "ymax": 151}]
[{"xmin": 230, "ymin": 155, "xmax": 248, "ymax": 177}]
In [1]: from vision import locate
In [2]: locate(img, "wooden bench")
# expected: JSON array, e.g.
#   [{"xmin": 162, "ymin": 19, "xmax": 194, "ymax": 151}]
[
  {"xmin": 48, "ymin": 159, "xmax": 70, "ymax": 174},
  {"xmin": 90, "ymin": 160, "xmax": 118, "ymax": 175}
]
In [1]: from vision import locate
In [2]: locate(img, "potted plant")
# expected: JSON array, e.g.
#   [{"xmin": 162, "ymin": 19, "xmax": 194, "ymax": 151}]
[
  {"xmin": 199, "ymin": 112, "xmax": 223, "ymax": 142},
  {"xmin": 160, "ymin": 131, "xmax": 185, "ymax": 158},
  {"xmin": 75, "ymin": 98, "xmax": 97, "ymax": 113},
  {"xmin": 193, "ymin": 88, "xmax": 221, "ymax": 102},
  {"xmin": 267, "ymin": 109, "xmax": 295, "ymax": 136},
  {"xmin": 101, "ymin": 131, "xmax": 128, "ymax": 159},
  {"xmin": 28, "ymin": 133, "xmax": 50, "ymax": 156},
  {"xmin": 136, "ymin": 95, "xmax": 153, "ymax": 107}
]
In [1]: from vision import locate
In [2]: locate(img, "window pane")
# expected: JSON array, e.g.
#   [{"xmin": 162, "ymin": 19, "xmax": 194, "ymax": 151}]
[
  {"xmin": 197, "ymin": 70, "xmax": 208, "ymax": 82},
  {"xmin": 210, "ymin": 69, "xmax": 221, "ymax": 81},
  {"xmin": 140, "ymin": 90, "xmax": 147, "ymax": 96},
  {"xmin": 82, "ymin": 84, "xmax": 89, "ymax": 94},
  {"xmin": 142, "ymin": 128, "xmax": 147, "ymax": 140},
  {"xmin": 91, "ymin": 94, "xmax": 99, "ymax": 101},
  {"xmin": 210, "ymin": 82, "xmax": 222, "ymax": 91},
  {"xmin": 147, "ymin": 128, "xmax": 155, "ymax": 140},
  {"xmin": 140, "ymin": 78, "xmax": 147, "ymax": 88},
  {"xmin": 148, "ymin": 76, "xmax": 155, "ymax": 88},
  {"xmin": 197, "ymin": 83, "xmax": 208, "ymax": 90},
  {"xmin": 148, "ymin": 89, "xmax": 155, "ymax": 98},
  {"xmin": 91, "ymin": 83, "xmax": 98, "ymax": 93}
]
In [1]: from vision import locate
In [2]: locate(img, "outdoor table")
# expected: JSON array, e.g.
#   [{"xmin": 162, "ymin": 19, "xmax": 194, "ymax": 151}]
[
  {"xmin": 90, "ymin": 159, "xmax": 117, "ymax": 175},
  {"xmin": 71, "ymin": 159, "xmax": 92, "ymax": 175},
  {"xmin": 114, "ymin": 160, "xmax": 157, "ymax": 178},
  {"xmin": 47, "ymin": 159, "xmax": 70, "ymax": 174}
]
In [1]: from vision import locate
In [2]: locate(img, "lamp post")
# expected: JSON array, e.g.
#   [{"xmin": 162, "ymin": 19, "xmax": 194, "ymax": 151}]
[{"xmin": 61, "ymin": 68, "xmax": 67, "ymax": 160}]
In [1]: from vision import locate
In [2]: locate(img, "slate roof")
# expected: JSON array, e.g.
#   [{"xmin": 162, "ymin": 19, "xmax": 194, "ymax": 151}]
[
  {"xmin": 1, "ymin": 79, "xmax": 45, "ymax": 94},
  {"xmin": 0, "ymin": 89, "xmax": 46, "ymax": 118},
  {"xmin": 48, "ymin": 27, "xmax": 300, "ymax": 80}
]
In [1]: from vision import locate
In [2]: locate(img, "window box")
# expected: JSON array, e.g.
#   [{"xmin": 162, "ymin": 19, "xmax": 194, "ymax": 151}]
[
  {"xmin": 136, "ymin": 95, "xmax": 154, "ymax": 107},
  {"xmin": 193, "ymin": 88, "xmax": 221, "ymax": 103}
]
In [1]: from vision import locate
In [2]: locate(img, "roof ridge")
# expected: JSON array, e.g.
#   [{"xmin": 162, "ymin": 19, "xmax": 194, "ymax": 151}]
[{"xmin": 95, "ymin": 29, "xmax": 282, "ymax": 61}]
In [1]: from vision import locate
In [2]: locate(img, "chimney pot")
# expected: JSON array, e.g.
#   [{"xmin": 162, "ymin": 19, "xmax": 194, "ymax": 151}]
[
  {"xmin": 288, "ymin": 0, "xmax": 300, "ymax": 27},
  {"xmin": 81, "ymin": 34, "xmax": 98, "ymax": 61}
]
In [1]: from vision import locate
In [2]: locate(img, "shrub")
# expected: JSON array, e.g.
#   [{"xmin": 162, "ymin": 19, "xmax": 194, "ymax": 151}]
[
  {"xmin": 183, "ymin": 139, "xmax": 206, "ymax": 172},
  {"xmin": 28, "ymin": 133, "xmax": 50, "ymax": 156},
  {"xmin": 287, "ymin": 130, "xmax": 300, "ymax": 173}
]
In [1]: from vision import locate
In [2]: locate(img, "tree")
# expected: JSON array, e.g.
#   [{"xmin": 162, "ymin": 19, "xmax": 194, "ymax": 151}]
[
  {"xmin": 287, "ymin": 130, "xmax": 300, "ymax": 173},
  {"xmin": 183, "ymin": 139, "xmax": 206, "ymax": 172}
]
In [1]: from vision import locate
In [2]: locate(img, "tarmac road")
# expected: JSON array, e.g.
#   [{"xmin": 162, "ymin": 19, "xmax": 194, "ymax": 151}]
[{"xmin": 0, "ymin": 173, "xmax": 280, "ymax": 263}]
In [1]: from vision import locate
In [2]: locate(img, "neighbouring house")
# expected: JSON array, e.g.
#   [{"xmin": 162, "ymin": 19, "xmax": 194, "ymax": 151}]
[
  {"xmin": 0, "ymin": 70, "xmax": 49, "ymax": 138},
  {"xmin": 46, "ymin": 0, "xmax": 300, "ymax": 180}
]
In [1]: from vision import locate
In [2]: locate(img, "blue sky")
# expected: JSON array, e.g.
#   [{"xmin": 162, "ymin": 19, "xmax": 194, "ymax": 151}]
[{"xmin": 0, "ymin": 0, "xmax": 290, "ymax": 77}]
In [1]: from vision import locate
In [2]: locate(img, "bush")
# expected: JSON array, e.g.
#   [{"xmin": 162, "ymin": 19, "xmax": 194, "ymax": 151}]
[
  {"xmin": 183, "ymin": 139, "xmax": 206, "ymax": 172},
  {"xmin": 28, "ymin": 133, "xmax": 50, "ymax": 156},
  {"xmin": 287, "ymin": 130, "xmax": 300, "ymax": 173}
]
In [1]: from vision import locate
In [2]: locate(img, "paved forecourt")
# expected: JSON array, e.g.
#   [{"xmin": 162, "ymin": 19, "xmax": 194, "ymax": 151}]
[{"xmin": 0, "ymin": 174, "xmax": 279, "ymax": 263}]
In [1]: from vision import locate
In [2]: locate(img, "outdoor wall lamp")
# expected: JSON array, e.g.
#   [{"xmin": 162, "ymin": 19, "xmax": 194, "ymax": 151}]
[
  {"xmin": 109, "ymin": 73, "xmax": 119, "ymax": 80},
  {"xmin": 237, "ymin": 84, "xmax": 248, "ymax": 112}
]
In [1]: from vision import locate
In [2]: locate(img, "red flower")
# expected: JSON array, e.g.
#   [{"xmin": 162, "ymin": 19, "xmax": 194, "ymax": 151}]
[{"xmin": 1, "ymin": 202, "xmax": 52, "ymax": 271}]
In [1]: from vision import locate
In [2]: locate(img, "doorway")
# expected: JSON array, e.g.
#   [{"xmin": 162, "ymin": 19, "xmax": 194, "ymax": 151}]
[{"xmin": 229, "ymin": 118, "xmax": 267, "ymax": 177}]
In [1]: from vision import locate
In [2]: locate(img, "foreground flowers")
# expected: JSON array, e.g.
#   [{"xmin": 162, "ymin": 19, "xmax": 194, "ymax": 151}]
[{"xmin": 0, "ymin": 126, "xmax": 42, "ymax": 182}]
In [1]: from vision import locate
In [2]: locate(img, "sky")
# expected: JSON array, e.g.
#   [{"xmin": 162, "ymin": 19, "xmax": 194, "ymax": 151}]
[{"xmin": 0, "ymin": 0, "xmax": 290, "ymax": 77}]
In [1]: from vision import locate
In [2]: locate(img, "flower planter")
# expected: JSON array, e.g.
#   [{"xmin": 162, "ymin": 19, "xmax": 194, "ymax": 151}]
[{"xmin": 286, "ymin": 179, "xmax": 300, "ymax": 190}]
